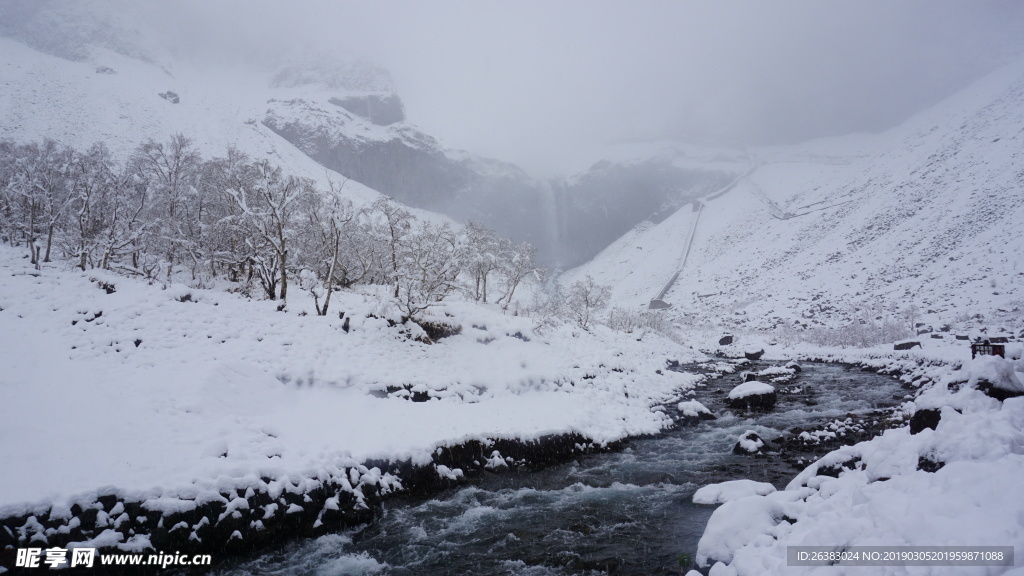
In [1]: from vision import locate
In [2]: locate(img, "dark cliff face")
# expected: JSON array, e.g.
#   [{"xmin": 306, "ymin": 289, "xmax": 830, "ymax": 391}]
[
  {"xmin": 329, "ymin": 95, "xmax": 406, "ymax": 126},
  {"xmin": 555, "ymin": 159, "xmax": 735, "ymax": 266},
  {"xmin": 265, "ymin": 112, "xmax": 468, "ymax": 209},
  {"xmin": 262, "ymin": 99, "xmax": 553, "ymax": 259},
  {"xmin": 264, "ymin": 98, "xmax": 736, "ymax": 268}
]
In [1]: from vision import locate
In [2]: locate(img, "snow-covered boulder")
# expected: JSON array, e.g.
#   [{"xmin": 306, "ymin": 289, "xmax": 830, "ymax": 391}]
[
  {"xmin": 966, "ymin": 355, "xmax": 1024, "ymax": 400},
  {"xmin": 732, "ymin": 431, "xmax": 765, "ymax": 455},
  {"xmin": 693, "ymin": 480, "xmax": 776, "ymax": 505},
  {"xmin": 743, "ymin": 348, "xmax": 764, "ymax": 361},
  {"xmin": 677, "ymin": 399, "xmax": 716, "ymax": 425},
  {"xmin": 696, "ymin": 492, "xmax": 788, "ymax": 567},
  {"xmin": 727, "ymin": 382, "xmax": 777, "ymax": 411},
  {"xmin": 719, "ymin": 334, "xmax": 734, "ymax": 345}
]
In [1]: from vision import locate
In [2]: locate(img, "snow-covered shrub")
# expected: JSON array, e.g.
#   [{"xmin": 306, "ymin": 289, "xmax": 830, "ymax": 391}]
[
  {"xmin": 773, "ymin": 316, "xmax": 912, "ymax": 348},
  {"xmin": 607, "ymin": 307, "xmax": 676, "ymax": 338},
  {"xmin": 564, "ymin": 275, "xmax": 611, "ymax": 331}
]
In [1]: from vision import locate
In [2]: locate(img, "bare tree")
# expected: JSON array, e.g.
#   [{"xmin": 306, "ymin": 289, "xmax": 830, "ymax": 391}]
[
  {"xmin": 495, "ymin": 240, "xmax": 543, "ymax": 311},
  {"xmin": 97, "ymin": 162, "xmax": 150, "ymax": 273},
  {"xmin": 393, "ymin": 220, "xmax": 463, "ymax": 322},
  {"xmin": 8, "ymin": 141, "xmax": 69, "ymax": 266},
  {"xmin": 64, "ymin": 143, "xmax": 116, "ymax": 270},
  {"xmin": 224, "ymin": 159, "xmax": 313, "ymax": 300},
  {"xmin": 0, "ymin": 141, "xmax": 15, "ymax": 246},
  {"xmin": 131, "ymin": 135, "xmax": 202, "ymax": 282},
  {"xmin": 302, "ymin": 177, "xmax": 355, "ymax": 315},
  {"xmin": 464, "ymin": 221, "xmax": 501, "ymax": 303},
  {"xmin": 565, "ymin": 275, "xmax": 611, "ymax": 330},
  {"xmin": 371, "ymin": 196, "xmax": 413, "ymax": 298}
]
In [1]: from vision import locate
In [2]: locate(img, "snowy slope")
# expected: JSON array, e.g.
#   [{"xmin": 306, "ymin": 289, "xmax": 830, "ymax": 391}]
[
  {"xmin": 568, "ymin": 56, "xmax": 1024, "ymax": 334},
  {"xmin": 0, "ymin": 246, "xmax": 698, "ymax": 515},
  {"xmin": 0, "ymin": 34, "xmax": 388, "ymax": 207}
]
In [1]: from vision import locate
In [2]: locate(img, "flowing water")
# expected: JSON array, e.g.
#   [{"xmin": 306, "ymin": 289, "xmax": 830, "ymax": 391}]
[{"xmin": 215, "ymin": 363, "xmax": 907, "ymax": 576}]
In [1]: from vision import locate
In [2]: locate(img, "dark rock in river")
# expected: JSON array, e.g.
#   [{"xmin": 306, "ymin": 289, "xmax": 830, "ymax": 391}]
[{"xmin": 744, "ymin": 349, "xmax": 765, "ymax": 361}]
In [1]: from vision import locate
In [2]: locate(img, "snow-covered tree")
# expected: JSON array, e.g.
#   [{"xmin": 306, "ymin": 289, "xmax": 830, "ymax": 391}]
[
  {"xmin": 464, "ymin": 221, "xmax": 501, "ymax": 303},
  {"xmin": 301, "ymin": 177, "xmax": 357, "ymax": 315},
  {"xmin": 393, "ymin": 220, "xmax": 463, "ymax": 321},
  {"xmin": 371, "ymin": 196, "xmax": 413, "ymax": 298},
  {"xmin": 130, "ymin": 135, "xmax": 203, "ymax": 281},
  {"xmin": 565, "ymin": 275, "xmax": 611, "ymax": 330},
  {"xmin": 495, "ymin": 240, "xmax": 543, "ymax": 311},
  {"xmin": 221, "ymin": 158, "xmax": 314, "ymax": 301},
  {"xmin": 4, "ymin": 140, "xmax": 75, "ymax": 267}
]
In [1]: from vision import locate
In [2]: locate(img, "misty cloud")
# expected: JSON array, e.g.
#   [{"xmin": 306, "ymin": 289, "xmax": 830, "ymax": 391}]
[{"xmin": 85, "ymin": 0, "xmax": 1024, "ymax": 175}]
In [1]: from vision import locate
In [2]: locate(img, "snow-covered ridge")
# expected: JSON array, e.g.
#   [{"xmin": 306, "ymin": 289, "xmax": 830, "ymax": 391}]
[{"xmin": 567, "ymin": 55, "xmax": 1024, "ymax": 335}]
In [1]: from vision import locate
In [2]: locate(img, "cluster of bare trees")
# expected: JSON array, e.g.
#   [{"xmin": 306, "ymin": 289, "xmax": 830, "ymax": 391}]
[{"xmin": 0, "ymin": 135, "xmax": 544, "ymax": 321}]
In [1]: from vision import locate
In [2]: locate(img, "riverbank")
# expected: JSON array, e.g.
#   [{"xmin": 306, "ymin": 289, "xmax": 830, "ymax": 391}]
[
  {"xmin": 690, "ymin": 346, "xmax": 1024, "ymax": 576},
  {"xmin": 3, "ymin": 243, "xmax": 1020, "ymax": 575},
  {"xmin": 0, "ymin": 246, "xmax": 699, "ymax": 573},
  {"xmin": 213, "ymin": 362, "xmax": 912, "ymax": 575}
]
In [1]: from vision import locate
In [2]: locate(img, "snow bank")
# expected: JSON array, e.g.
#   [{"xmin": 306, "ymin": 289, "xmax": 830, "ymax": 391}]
[
  {"xmin": 695, "ymin": 348, "xmax": 1024, "ymax": 575},
  {"xmin": 964, "ymin": 355, "xmax": 1024, "ymax": 392},
  {"xmin": 0, "ymin": 246, "xmax": 700, "ymax": 516}
]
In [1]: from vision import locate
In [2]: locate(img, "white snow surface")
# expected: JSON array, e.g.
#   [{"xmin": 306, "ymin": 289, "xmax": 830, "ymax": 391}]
[
  {"xmin": 0, "ymin": 247, "xmax": 699, "ymax": 514},
  {"xmin": 965, "ymin": 355, "xmax": 1024, "ymax": 392},
  {"xmin": 692, "ymin": 480, "xmax": 777, "ymax": 505},
  {"xmin": 728, "ymin": 382, "xmax": 776, "ymax": 400}
]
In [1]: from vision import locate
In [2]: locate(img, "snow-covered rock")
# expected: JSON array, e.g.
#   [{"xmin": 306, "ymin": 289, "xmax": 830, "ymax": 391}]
[
  {"xmin": 677, "ymin": 399, "xmax": 716, "ymax": 425},
  {"xmin": 732, "ymin": 431, "xmax": 766, "ymax": 455},
  {"xmin": 727, "ymin": 382, "xmax": 777, "ymax": 411},
  {"xmin": 692, "ymin": 480, "xmax": 776, "ymax": 505},
  {"xmin": 965, "ymin": 355, "xmax": 1024, "ymax": 396}
]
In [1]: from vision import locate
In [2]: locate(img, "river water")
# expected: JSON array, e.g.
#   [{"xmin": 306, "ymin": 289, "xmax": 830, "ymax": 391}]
[{"xmin": 215, "ymin": 363, "xmax": 907, "ymax": 576}]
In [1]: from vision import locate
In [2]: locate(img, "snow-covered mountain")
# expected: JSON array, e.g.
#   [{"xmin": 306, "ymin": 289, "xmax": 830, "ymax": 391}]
[
  {"xmin": 7, "ymin": 0, "xmax": 1018, "ymax": 330},
  {"xmin": 0, "ymin": 1, "xmax": 738, "ymax": 268},
  {"xmin": 566, "ymin": 56, "xmax": 1024, "ymax": 334}
]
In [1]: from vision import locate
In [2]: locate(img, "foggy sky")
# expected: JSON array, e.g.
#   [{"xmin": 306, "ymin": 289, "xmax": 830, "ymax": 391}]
[{"xmin": 144, "ymin": 0, "xmax": 1024, "ymax": 176}]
